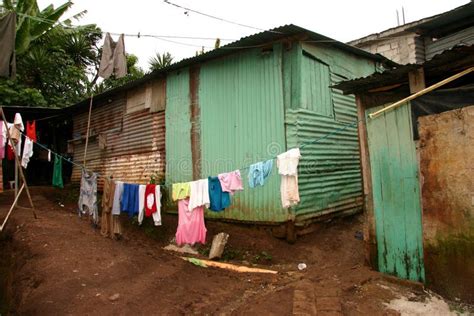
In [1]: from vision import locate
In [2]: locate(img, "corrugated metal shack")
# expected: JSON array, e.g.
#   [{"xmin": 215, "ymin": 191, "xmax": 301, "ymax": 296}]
[
  {"xmin": 67, "ymin": 25, "xmax": 391, "ymax": 237},
  {"xmin": 334, "ymin": 45, "xmax": 474, "ymax": 302},
  {"xmin": 67, "ymin": 84, "xmax": 166, "ymax": 188}
]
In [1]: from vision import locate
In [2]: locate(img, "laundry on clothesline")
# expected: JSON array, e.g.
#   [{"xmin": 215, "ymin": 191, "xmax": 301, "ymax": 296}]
[
  {"xmin": 248, "ymin": 159, "xmax": 273, "ymax": 188},
  {"xmin": 277, "ymin": 148, "xmax": 301, "ymax": 208}
]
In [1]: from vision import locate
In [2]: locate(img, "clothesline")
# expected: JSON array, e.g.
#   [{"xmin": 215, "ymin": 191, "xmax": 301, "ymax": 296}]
[{"xmin": 11, "ymin": 117, "xmax": 362, "ymax": 187}]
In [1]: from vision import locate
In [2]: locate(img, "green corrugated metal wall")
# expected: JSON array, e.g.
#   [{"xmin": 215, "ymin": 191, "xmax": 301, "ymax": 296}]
[
  {"xmin": 366, "ymin": 103, "xmax": 425, "ymax": 282},
  {"xmin": 164, "ymin": 41, "xmax": 379, "ymax": 224},
  {"xmin": 199, "ymin": 45, "xmax": 288, "ymax": 223},
  {"xmin": 286, "ymin": 44, "xmax": 377, "ymax": 223},
  {"xmin": 165, "ymin": 70, "xmax": 193, "ymax": 183}
]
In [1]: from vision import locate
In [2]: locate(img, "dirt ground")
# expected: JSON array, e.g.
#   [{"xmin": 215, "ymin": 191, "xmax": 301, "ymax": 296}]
[{"xmin": 0, "ymin": 187, "xmax": 470, "ymax": 315}]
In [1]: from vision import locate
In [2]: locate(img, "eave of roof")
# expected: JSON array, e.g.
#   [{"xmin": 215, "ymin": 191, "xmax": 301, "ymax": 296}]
[
  {"xmin": 67, "ymin": 24, "xmax": 393, "ymax": 111},
  {"xmin": 333, "ymin": 45, "xmax": 474, "ymax": 95}
]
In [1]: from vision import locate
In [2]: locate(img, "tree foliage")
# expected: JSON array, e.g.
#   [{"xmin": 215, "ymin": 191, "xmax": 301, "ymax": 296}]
[
  {"xmin": 0, "ymin": 0, "xmax": 145, "ymax": 107},
  {"xmin": 148, "ymin": 52, "xmax": 173, "ymax": 72}
]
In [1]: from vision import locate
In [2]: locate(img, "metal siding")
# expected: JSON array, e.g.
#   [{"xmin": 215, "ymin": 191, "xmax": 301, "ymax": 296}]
[
  {"xmin": 366, "ymin": 102, "xmax": 425, "ymax": 282},
  {"xmin": 198, "ymin": 46, "xmax": 289, "ymax": 223},
  {"xmin": 165, "ymin": 70, "xmax": 193, "ymax": 183},
  {"xmin": 301, "ymin": 56, "xmax": 333, "ymax": 116},
  {"xmin": 286, "ymin": 44, "xmax": 370, "ymax": 223},
  {"xmin": 71, "ymin": 96, "xmax": 166, "ymax": 189},
  {"xmin": 286, "ymin": 109, "xmax": 363, "ymax": 222},
  {"xmin": 332, "ymin": 73, "xmax": 357, "ymax": 123},
  {"xmin": 425, "ymin": 26, "xmax": 474, "ymax": 60}
]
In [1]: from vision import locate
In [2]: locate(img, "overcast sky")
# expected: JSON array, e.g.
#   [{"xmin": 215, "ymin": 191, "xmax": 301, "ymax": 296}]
[{"xmin": 38, "ymin": 0, "xmax": 469, "ymax": 70}]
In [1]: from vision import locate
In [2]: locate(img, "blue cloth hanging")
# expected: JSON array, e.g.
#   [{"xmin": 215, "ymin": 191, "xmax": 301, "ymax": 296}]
[
  {"xmin": 248, "ymin": 159, "xmax": 273, "ymax": 188},
  {"xmin": 208, "ymin": 176, "xmax": 230, "ymax": 212},
  {"xmin": 121, "ymin": 183, "xmax": 139, "ymax": 217}
]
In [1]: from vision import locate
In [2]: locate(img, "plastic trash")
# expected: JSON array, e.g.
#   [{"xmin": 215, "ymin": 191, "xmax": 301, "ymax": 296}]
[{"xmin": 297, "ymin": 263, "xmax": 307, "ymax": 271}]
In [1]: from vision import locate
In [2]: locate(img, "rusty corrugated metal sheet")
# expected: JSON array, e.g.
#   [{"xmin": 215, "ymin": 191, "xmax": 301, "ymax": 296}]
[
  {"xmin": 71, "ymin": 96, "xmax": 166, "ymax": 189},
  {"xmin": 198, "ymin": 45, "xmax": 289, "ymax": 223}
]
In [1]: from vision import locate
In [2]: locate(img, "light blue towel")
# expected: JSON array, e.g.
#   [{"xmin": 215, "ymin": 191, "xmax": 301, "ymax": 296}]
[{"xmin": 248, "ymin": 159, "xmax": 273, "ymax": 188}]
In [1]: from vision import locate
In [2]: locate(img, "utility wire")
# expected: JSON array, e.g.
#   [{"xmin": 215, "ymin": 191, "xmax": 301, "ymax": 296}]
[{"xmin": 163, "ymin": 0, "xmax": 284, "ymax": 34}]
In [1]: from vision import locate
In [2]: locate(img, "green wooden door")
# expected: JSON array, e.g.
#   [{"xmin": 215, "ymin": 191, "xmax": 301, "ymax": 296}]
[{"xmin": 366, "ymin": 103, "xmax": 425, "ymax": 282}]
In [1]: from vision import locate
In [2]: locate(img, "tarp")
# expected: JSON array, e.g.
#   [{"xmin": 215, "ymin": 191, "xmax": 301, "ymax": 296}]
[{"xmin": 411, "ymin": 84, "xmax": 474, "ymax": 138}]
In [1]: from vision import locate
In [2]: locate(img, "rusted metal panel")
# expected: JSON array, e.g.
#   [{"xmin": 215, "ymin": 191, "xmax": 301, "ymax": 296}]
[
  {"xmin": 198, "ymin": 45, "xmax": 289, "ymax": 223},
  {"xmin": 189, "ymin": 67, "xmax": 201, "ymax": 180},
  {"xmin": 71, "ymin": 94, "xmax": 166, "ymax": 189}
]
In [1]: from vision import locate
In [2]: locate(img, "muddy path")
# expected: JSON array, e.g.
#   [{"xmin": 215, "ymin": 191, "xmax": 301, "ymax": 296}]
[{"xmin": 0, "ymin": 187, "xmax": 432, "ymax": 315}]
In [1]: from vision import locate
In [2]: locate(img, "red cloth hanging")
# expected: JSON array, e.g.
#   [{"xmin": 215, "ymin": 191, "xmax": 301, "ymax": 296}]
[
  {"xmin": 144, "ymin": 184, "xmax": 157, "ymax": 217},
  {"xmin": 6, "ymin": 145, "xmax": 15, "ymax": 160},
  {"xmin": 26, "ymin": 121, "xmax": 37, "ymax": 141}
]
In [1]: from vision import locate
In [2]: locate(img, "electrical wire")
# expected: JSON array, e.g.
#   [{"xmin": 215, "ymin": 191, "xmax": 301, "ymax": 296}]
[{"xmin": 163, "ymin": 0, "xmax": 284, "ymax": 34}]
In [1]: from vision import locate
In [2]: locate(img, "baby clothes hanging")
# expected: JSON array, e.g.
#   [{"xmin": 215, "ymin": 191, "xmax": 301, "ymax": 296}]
[
  {"xmin": 175, "ymin": 198, "xmax": 207, "ymax": 246},
  {"xmin": 172, "ymin": 182, "xmax": 191, "ymax": 201},
  {"xmin": 26, "ymin": 121, "xmax": 37, "ymax": 141},
  {"xmin": 78, "ymin": 170, "xmax": 98, "ymax": 224},
  {"xmin": 52, "ymin": 154, "xmax": 63, "ymax": 188},
  {"xmin": 208, "ymin": 176, "xmax": 230, "ymax": 212},
  {"xmin": 144, "ymin": 184, "xmax": 158, "ymax": 216},
  {"xmin": 218, "ymin": 170, "xmax": 244, "ymax": 195},
  {"xmin": 121, "ymin": 183, "xmax": 139, "ymax": 217},
  {"xmin": 138, "ymin": 184, "xmax": 146, "ymax": 225},
  {"xmin": 152, "ymin": 185, "xmax": 162, "ymax": 226},
  {"xmin": 248, "ymin": 159, "xmax": 273, "ymax": 188},
  {"xmin": 101, "ymin": 178, "xmax": 122, "ymax": 238},
  {"xmin": 277, "ymin": 148, "xmax": 301, "ymax": 208},
  {"xmin": 188, "ymin": 179, "xmax": 210, "ymax": 212},
  {"xmin": 112, "ymin": 181, "xmax": 124, "ymax": 215}
]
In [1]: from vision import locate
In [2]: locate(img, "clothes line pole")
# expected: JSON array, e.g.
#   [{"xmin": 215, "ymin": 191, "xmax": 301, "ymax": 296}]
[
  {"xmin": 83, "ymin": 94, "xmax": 94, "ymax": 169},
  {"xmin": 368, "ymin": 66, "xmax": 474, "ymax": 119},
  {"xmin": 0, "ymin": 183, "xmax": 25, "ymax": 232},
  {"xmin": 0, "ymin": 107, "xmax": 37, "ymax": 222}
]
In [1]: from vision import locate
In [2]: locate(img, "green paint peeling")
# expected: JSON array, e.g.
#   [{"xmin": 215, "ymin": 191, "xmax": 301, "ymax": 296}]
[{"xmin": 366, "ymin": 102, "xmax": 425, "ymax": 282}]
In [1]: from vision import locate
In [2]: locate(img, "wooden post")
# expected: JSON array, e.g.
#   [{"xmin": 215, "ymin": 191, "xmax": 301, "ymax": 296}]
[
  {"xmin": 369, "ymin": 66, "xmax": 474, "ymax": 118},
  {"xmin": 356, "ymin": 95, "xmax": 377, "ymax": 269},
  {"xmin": 83, "ymin": 95, "xmax": 94, "ymax": 168},
  {"xmin": 0, "ymin": 184, "xmax": 25, "ymax": 232},
  {"xmin": 408, "ymin": 68, "xmax": 426, "ymax": 93},
  {"xmin": 0, "ymin": 107, "xmax": 37, "ymax": 220}
]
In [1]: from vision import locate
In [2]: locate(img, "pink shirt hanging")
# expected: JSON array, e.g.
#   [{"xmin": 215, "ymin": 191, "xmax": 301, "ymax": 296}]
[
  {"xmin": 217, "ymin": 170, "xmax": 244, "ymax": 195},
  {"xmin": 175, "ymin": 198, "xmax": 207, "ymax": 246}
]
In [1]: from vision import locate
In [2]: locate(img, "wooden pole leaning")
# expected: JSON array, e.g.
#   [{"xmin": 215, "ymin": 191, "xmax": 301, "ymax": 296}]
[
  {"xmin": 0, "ymin": 107, "xmax": 37, "ymax": 225},
  {"xmin": 368, "ymin": 66, "xmax": 474, "ymax": 119},
  {"xmin": 83, "ymin": 94, "xmax": 94, "ymax": 169}
]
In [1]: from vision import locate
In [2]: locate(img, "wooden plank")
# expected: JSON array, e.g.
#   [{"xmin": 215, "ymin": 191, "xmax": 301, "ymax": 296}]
[{"xmin": 366, "ymin": 103, "xmax": 425, "ymax": 282}]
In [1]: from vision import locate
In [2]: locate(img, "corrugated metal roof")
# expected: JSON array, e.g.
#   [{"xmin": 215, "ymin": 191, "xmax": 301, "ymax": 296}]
[
  {"xmin": 406, "ymin": 2, "xmax": 474, "ymax": 37},
  {"xmin": 333, "ymin": 45, "xmax": 474, "ymax": 95},
  {"xmin": 67, "ymin": 24, "xmax": 394, "ymax": 112}
]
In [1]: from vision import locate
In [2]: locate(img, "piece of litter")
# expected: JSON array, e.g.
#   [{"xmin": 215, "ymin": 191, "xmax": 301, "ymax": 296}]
[
  {"xmin": 94, "ymin": 273, "xmax": 99, "ymax": 276},
  {"xmin": 181, "ymin": 257, "xmax": 278, "ymax": 274},
  {"xmin": 108, "ymin": 293, "xmax": 120, "ymax": 302},
  {"xmin": 209, "ymin": 232, "xmax": 229, "ymax": 260},
  {"xmin": 73, "ymin": 270, "xmax": 78, "ymax": 273},
  {"xmin": 81, "ymin": 283, "xmax": 86, "ymax": 287},
  {"xmin": 163, "ymin": 244, "xmax": 198, "ymax": 255},
  {"xmin": 96, "ymin": 293, "xmax": 101, "ymax": 297},
  {"xmin": 297, "ymin": 263, "xmax": 307, "ymax": 271}
]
